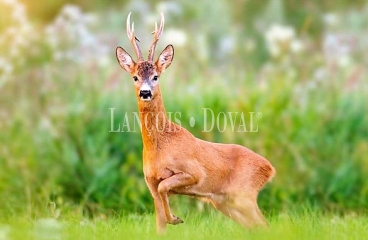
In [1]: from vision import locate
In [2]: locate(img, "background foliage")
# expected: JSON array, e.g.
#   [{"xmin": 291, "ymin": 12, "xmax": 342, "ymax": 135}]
[{"xmin": 0, "ymin": 0, "xmax": 367, "ymax": 220}]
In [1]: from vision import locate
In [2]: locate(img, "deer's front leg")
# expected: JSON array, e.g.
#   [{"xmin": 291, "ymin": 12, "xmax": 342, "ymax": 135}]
[
  {"xmin": 157, "ymin": 172, "xmax": 197, "ymax": 225},
  {"xmin": 145, "ymin": 177, "xmax": 167, "ymax": 233}
]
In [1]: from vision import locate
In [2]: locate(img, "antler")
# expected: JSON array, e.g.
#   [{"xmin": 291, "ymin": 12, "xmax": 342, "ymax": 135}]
[
  {"xmin": 148, "ymin": 12, "xmax": 165, "ymax": 62},
  {"xmin": 126, "ymin": 12, "xmax": 143, "ymax": 61}
]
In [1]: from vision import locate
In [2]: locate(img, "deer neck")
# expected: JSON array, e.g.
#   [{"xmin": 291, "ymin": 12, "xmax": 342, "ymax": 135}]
[{"xmin": 138, "ymin": 87, "xmax": 169, "ymax": 149}]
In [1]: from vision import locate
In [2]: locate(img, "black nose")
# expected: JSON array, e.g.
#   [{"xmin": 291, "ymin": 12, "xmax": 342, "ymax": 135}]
[{"xmin": 139, "ymin": 90, "xmax": 152, "ymax": 99}]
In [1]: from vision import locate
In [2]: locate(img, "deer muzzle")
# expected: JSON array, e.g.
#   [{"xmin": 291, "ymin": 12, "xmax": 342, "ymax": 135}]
[{"xmin": 139, "ymin": 83, "xmax": 153, "ymax": 101}]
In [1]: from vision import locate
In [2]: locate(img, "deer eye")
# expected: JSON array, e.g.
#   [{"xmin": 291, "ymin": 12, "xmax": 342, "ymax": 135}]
[
  {"xmin": 133, "ymin": 76, "xmax": 138, "ymax": 82},
  {"xmin": 153, "ymin": 76, "xmax": 158, "ymax": 81}
]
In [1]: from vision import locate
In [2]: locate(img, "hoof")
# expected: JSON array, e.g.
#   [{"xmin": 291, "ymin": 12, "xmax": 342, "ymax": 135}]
[{"xmin": 168, "ymin": 215, "xmax": 184, "ymax": 225}]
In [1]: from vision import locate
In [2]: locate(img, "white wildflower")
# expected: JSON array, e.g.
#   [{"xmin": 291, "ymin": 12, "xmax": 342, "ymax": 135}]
[
  {"xmin": 0, "ymin": 57, "xmax": 13, "ymax": 88},
  {"xmin": 5, "ymin": 27, "xmax": 17, "ymax": 36},
  {"xmin": 265, "ymin": 24, "xmax": 304, "ymax": 57},
  {"xmin": 219, "ymin": 36, "xmax": 235, "ymax": 56},
  {"xmin": 266, "ymin": 24, "xmax": 295, "ymax": 44},
  {"xmin": 163, "ymin": 28, "xmax": 187, "ymax": 47},
  {"xmin": 265, "ymin": 24, "xmax": 294, "ymax": 57},
  {"xmin": 337, "ymin": 55, "xmax": 351, "ymax": 67},
  {"xmin": 44, "ymin": 4, "xmax": 108, "ymax": 66},
  {"xmin": 11, "ymin": 1, "xmax": 26, "ymax": 23},
  {"xmin": 0, "ymin": 58, "xmax": 13, "ymax": 74},
  {"xmin": 38, "ymin": 116, "xmax": 54, "ymax": 133},
  {"xmin": 61, "ymin": 4, "xmax": 82, "ymax": 21},
  {"xmin": 290, "ymin": 39, "xmax": 304, "ymax": 53},
  {"xmin": 313, "ymin": 68, "xmax": 327, "ymax": 82},
  {"xmin": 0, "ymin": 0, "xmax": 36, "ymax": 73},
  {"xmin": 323, "ymin": 32, "xmax": 353, "ymax": 67},
  {"xmin": 1, "ymin": 0, "xmax": 17, "ymax": 5},
  {"xmin": 156, "ymin": 1, "xmax": 182, "ymax": 15},
  {"xmin": 323, "ymin": 13, "xmax": 339, "ymax": 28}
]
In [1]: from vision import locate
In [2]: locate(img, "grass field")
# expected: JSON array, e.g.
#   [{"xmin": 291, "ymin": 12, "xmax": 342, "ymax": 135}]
[{"xmin": 1, "ymin": 210, "xmax": 367, "ymax": 240}]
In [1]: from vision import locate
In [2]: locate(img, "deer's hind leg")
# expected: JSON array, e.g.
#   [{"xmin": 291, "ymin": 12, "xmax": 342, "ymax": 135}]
[
  {"xmin": 212, "ymin": 201, "xmax": 248, "ymax": 227},
  {"xmin": 231, "ymin": 193, "xmax": 268, "ymax": 227},
  {"xmin": 211, "ymin": 193, "xmax": 267, "ymax": 228}
]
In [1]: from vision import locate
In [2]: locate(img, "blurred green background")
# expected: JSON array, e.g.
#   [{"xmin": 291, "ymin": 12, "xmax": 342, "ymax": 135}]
[{"xmin": 0, "ymin": 0, "xmax": 367, "ymax": 220}]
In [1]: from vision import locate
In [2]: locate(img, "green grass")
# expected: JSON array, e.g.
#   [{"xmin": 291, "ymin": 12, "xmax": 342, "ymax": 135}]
[{"xmin": 1, "ymin": 210, "xmax": 367, "ymax": 240}]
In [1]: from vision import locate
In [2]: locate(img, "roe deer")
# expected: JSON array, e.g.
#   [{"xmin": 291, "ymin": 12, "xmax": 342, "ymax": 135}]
[{"xmin": 116, "ymin": 12, "xmax": 275, "ymax": 233}]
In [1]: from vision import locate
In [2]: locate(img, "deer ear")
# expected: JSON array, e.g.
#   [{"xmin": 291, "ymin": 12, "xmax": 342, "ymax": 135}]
[
  {"xmin": 116, "ymin": 47, "xmax": 136, "ymax": 73},
  {"xmin": 156, "ymin": 45, "xmax": 174, "ymax": 72}
]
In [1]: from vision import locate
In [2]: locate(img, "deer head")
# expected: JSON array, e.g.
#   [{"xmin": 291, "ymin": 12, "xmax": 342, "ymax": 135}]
[{"xmin": 116, "ymin": 12, "xmax": 174, "ymax": 102}]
